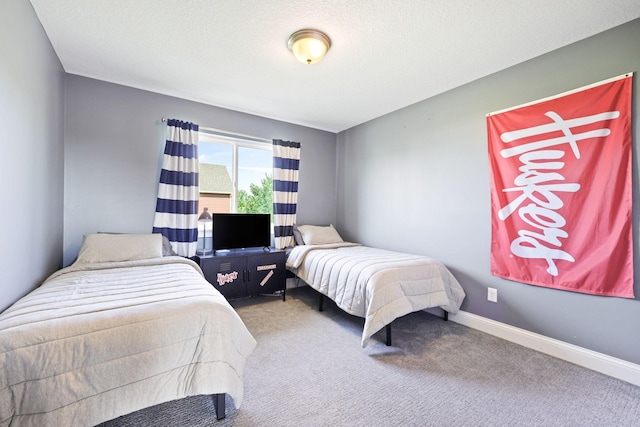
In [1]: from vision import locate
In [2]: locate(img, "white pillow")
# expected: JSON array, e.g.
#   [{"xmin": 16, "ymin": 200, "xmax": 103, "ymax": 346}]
[
  {"xmin": 292, "ymin": 224, "xmax": 305, "ymax": 245},
  {"xmin": 76, "ymin": 233, "xmax": 163, "ymax": 264},
  {"xmin": 297, "ymin": 224, "xmax": 344, "ymax": 245}
]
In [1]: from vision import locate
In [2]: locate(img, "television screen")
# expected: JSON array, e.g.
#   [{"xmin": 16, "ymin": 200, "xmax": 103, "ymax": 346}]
[{"xmin": 212, "ymin": 213, "xmax": 271, "ymax": 251}]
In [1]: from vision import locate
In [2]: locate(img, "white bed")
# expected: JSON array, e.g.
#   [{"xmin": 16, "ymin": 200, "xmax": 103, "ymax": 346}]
[
  {"xmin": 287, "ymin": 237, "xmax": 466, "ymax": 347},
  {"xmin": 0, "ymin": 234, "xmax": 256, "ymax": 427}
]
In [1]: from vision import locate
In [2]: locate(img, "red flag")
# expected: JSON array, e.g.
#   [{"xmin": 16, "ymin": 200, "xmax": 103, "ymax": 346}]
[{"xmin": 487, "ymin": 74, "xmax": 634, "ymax": 298}]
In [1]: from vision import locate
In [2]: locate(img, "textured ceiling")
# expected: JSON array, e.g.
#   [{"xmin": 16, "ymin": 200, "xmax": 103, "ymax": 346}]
[{"xmin": 29, "ymin": 0, "xmax": 640, "ymax": 133}]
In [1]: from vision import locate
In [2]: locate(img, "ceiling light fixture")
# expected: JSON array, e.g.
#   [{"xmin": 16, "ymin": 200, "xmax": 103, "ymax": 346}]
[{"xmin": 287, "ymin": 29, "xmax": 331, "ymax": 65}]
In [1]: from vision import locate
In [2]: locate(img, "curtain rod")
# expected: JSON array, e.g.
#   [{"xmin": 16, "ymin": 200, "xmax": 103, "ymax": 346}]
[{"xmin": 162, "ymin": 118, "xmax": 272, "ymax": 144}]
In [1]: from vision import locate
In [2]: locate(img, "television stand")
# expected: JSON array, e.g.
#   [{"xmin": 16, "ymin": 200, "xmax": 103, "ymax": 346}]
[{"xmin": 199, "ymin": 249, "xmax": 286, "ymax": 301}]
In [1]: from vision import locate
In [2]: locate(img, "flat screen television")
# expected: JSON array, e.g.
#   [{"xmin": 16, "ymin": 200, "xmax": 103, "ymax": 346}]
[{"xmin": 212, "ymin": 213, "xmax": 271, "ymax": 252}]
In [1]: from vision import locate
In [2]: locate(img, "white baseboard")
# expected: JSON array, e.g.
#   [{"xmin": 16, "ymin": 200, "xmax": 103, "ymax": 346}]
[{"xmin": 448, "ymin": 310, "xmax": 640, "ymax": 387}]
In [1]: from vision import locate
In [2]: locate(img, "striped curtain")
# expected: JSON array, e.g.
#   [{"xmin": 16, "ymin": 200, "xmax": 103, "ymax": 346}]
[
  {"xmin": 152, "ymin": 119, "xmax": 199, "ymax": 257},
  {"xmin": 272, "ymin": 139, "xmax": 301, "ymax": 249}
]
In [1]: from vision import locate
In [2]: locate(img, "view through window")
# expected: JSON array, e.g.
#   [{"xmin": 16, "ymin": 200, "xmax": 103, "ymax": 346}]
[{"xmin": 197, "ymin": 132, "xmax": 273, "ymax": 252}]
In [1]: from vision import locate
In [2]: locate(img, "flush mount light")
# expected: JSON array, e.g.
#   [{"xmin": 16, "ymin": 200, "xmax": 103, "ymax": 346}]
[{"xmin": 287, "ymin": 29, "xmax": 331, "ymax": 64}]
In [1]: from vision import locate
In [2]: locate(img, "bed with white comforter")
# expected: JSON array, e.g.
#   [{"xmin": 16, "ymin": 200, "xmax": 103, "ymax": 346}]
[
  {"xmin": 287, "ymin": 242, "xmax": 466, "ymax": 347},
  {"xmin": 0, "ymin": 256, "xmax": 256, "ymax": 427}
]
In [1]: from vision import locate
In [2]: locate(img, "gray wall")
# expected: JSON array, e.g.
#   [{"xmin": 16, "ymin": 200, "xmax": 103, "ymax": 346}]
[
  {"xmin": 336, "ymin": 19, "xmax": 640, "ymax": 364},
  {"xmin": 63, "ymin": 75, "xmax": 336, "ymax": 265},
  {"xmin": 0, "ymin": 1, "xmax": 65, "ymax": 311}
]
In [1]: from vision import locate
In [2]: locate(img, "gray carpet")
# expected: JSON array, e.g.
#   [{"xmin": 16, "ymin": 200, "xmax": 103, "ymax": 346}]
[{"xmin": 99, "ymin": 286, "xmax": 640, "ymax": 426}]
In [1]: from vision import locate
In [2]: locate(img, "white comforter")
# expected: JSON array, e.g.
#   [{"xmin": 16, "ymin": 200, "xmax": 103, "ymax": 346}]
[
  {"xmin": 287, "ymin": 243, "xmax": 466, "ymax": 347},
  {"xmin": 0, "ymin": 257, "xmax": 256, "ymax": 427}
]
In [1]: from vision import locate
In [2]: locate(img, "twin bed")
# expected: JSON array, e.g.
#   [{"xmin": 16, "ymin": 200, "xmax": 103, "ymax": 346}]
[
  {"xmin": 286, "ymin": 225, "xmax": 466, "ymax": 347},
  {"xmin": 0, "ymin": 234, "xmax": 256, "ymax": 427}
]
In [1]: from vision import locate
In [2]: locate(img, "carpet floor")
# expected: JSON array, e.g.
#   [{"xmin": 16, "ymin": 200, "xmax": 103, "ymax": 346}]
[{"xmin": 99, "ymin": 286, "xmax": 640, "ymax": 426}]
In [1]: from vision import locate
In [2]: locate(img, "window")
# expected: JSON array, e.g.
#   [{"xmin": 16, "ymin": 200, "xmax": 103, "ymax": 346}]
[
  {"xmin": 197, "ymin": 131, "xmax": 273, "ymax": 254},
  {"xmin": 198, "ymin": 131, "xmax": 273, "ymax": 215}
]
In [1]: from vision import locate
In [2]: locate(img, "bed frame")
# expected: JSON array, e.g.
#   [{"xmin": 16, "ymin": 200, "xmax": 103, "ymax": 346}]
[
  {"xmin": 316, "ymin": 291, "xmax": 449, "ymax": 346},
  {"xmin": 213, "ymin": 394, "xmax": 225, "ymax": 420}
]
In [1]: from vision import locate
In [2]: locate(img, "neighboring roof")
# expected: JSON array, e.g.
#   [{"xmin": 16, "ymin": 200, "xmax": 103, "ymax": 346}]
[{"xmin": 199, "ymin": 163, "xmax": 233, "ymax": 194}]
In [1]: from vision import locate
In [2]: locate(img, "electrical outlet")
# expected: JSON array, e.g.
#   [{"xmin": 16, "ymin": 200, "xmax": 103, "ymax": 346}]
[{"xmin": 487, "ymin": 287, "xmax": 498, "ymax": 303}]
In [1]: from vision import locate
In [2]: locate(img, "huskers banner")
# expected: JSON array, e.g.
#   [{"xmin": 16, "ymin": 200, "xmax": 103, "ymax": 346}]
[{"xmin": 487, "ymin": 73, "xmax": 634, "ymax": 298}]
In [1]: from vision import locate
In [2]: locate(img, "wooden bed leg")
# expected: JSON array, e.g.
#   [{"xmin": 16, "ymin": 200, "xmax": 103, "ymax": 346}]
[
  {"xmin": 213, "ymin": 393, "xmax": 225, "ymax": 420},
  {"xmin": 385, "ymin": 324, "xmax": 392, "ymax": 346},
  {"xmin": 318, "ymin": 293, "xmax": 324, "ymax": 312},
  {"xmin": 444, "ymin": 311, "xmax": 449, "ymax": 321}
]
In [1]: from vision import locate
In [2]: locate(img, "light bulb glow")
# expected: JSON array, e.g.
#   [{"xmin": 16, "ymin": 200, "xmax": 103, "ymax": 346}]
[{"xmin": 288, "ymin": 29, "xmax": 331, "ymax": 65}]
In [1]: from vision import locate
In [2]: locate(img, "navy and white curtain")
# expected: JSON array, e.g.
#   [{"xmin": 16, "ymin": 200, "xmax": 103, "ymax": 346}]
[
  {"xmin": 152, "ymin": 119, "xmax": 199, "ymax": 257},
  {"xmin": 272, "ymin": 139, "xmax": 301, "ymax": 249}
]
